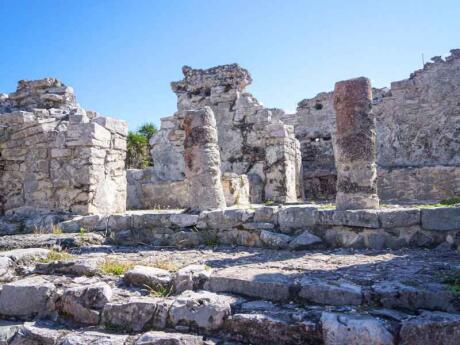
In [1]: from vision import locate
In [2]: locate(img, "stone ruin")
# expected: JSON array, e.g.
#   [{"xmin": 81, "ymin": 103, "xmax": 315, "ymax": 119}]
[
  {"xmin": 0, "ymin": 50, "xmax": 459, "ymax": 345},
  {"xmin": 0, "ymin": 78, "xmax": 127, "ymax": 216},
  {"xmin": 126, "ymin": 50, "xmax": 460, "ymax": 210},
  {"xmin": 129, "ymin": 64, "xmax": 303, "ymax": 209},
  {"xmin": 281, "ymin": 49, "xmax": 460, "ymax": 202}
]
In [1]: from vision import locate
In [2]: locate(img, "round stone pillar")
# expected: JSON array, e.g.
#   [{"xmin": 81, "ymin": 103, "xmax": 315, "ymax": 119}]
[
  {"xmin": 333, "ymin": 77, "xmax": 379, "ymax": 210},
  {"xmin": 183, "ymin": 106, "xmax": 226, "ymax": 211}
]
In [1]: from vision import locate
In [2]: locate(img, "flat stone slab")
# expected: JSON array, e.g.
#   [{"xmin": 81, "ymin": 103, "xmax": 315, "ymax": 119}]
[
  {"xmin": 206, "ymin": 267, "xmax": 294, "ymax": 301},
  {"xmin": 421, "ymin": 207, "xmax": 460, "ymax": 230}
]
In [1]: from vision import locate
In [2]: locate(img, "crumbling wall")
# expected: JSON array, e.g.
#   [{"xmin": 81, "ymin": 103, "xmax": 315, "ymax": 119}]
[
  {"xmin": 150, "ymin": 64, "xmax": 303, "ymax": 203},
  {"xmin": 0, "ymin": 78, "xmax": 127, "ymax": 215},
  {"xmin": 287, "ymin": 49, "xmax": 460, "ymax": 202}
]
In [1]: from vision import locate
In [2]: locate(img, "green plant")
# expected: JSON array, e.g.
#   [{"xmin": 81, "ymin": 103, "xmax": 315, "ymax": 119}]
[
  {"xmin": 152, "ymin": 260, "xmax": 180, "ymax": 272},
  {"xmin": 440, "ymin": 196, "xmax": 460, "ymax": 206},
  {"xmin": 38, "ymin": 249, "xmax": 72, "ymax": 263},
  {"xmin": 442, "ymin": 269, "xmax": 460, "ymax": 293},
  {"xmin": 52, "ymin": 225, "xmax": 63, "ymax": 235},
  {"xmin": 99, "ymin": 260, "xmax": 134, "ymax": 276},
  {"xmin": 265, "ymin": 199, "xmax": 275, "ymax": 206},
  {"xmin": 144, "ymin": 284, "xmax": 172, "ymax": 297},
  {"xmin": 79, "ymin": 227, "xmax": 87, "ymax": 236},
  {"xmin": 126, "ymin": 122, "xmax": 158, "ymax": 169}
]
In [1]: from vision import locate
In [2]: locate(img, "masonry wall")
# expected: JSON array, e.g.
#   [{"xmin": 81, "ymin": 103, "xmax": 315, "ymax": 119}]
[
  {"xmin": 150, "ymin": 64, "xmax": 303, "ymax": 204},
  {"xmin": 0, "ymin": 79, "xmax": 128, "ymax": 216},
  {"xmin": 283, "ymin": 49, "xmax": 460, "ymax": 202}
]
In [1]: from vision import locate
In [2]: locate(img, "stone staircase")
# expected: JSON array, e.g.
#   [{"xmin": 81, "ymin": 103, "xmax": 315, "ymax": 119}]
[{"xmin": 0, "ymin": 231, "xmax": 458, "ymax": 344}]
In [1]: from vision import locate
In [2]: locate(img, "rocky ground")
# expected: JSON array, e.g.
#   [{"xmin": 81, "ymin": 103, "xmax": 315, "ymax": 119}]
[{"xmin": 0, "ymin": 232, "xmax": 458, "ymax": 344}]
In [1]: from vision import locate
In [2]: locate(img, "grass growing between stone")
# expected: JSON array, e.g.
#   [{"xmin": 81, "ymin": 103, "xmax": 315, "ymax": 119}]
[
  {"xmin": 152, "ymin": 260, "xmax": 180, "ymax": 272},
  {"xmin": 99, "ymin": 260, "xmax": 135, "ymax": 276},
  {"xmin": 442, "ymin": 269, "xmax": 460, "ymax": 293},
  {"xmin": 144, "ymin": 284, "xmax": 172, "ymax": 297},
  {"xmin": 38, "ymin": 249, "xmax": 72, "ymax": 263}
]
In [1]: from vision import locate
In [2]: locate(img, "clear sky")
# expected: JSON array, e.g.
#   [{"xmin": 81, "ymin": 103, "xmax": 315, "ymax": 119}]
[{"xmin": 1, "ymin": 0, "xmax": 459, "ymax": 130}]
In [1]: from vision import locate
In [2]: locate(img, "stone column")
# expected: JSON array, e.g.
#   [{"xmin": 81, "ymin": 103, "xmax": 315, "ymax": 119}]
[
  {"xmin": 333, "ymin": 77, "xmax": 379, "ymax": 210},
  {"xmin": 184, "ymin": 107, "xmax": 226, "ymax": 211},
  {"xmin": 264, "ymin": 123, "xmax": 300, "ymax": 203}
]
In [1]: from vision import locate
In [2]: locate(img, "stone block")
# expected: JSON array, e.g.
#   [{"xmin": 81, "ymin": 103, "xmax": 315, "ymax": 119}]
[
  {"xmin": 278, "ymin": 205, "xmax": 318, "ymax": 232},
  {"xmin": 421, "ymin": 207, "xmax": 460, "ymax": 230},
  {"xmin": 333, "ymin": 209, "xmax": 380, "ymax": 228},
  {"xmin": 379, "ymin": 208, "xmax": 420, "ymax": 228},
  {"xmin": 321, "ymin": 312, "xmax": 394, "ymax": 345}
]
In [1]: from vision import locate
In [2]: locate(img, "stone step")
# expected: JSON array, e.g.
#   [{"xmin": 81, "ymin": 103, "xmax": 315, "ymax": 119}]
[{"xmin": 1, "ymin": 245, "xmax": 460, "ymax": 344}]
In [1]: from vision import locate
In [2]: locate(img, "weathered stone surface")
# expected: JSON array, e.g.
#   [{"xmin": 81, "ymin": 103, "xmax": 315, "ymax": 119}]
[
  {"xmin": 399, "ymin": 311, "xmax": 460, "ymax": 345},
  {"xmin": 332, "ymin": 210, "xmax": 380, "ymax": 228},
  {"xmin": 288, "ymin": 230, "xmax": 322, "ymax": 249},
  {"xmin": 221, "ymin": 173, "xmax": 250, "ymax": 207},
  {"xmin": 124, "ymin": 266, "xmax": 172, "ymax": 288},
  {"xmin": 321, "ymin": 312, "xmax": 394, "ymax": 345},
  {"xmin": 278, "ymin": 206, "xmax": 318, "ymax": 232},
  {"xmin": 0, "ymin": 277, "xmax": 57, "ymax": 319},
  {"xmin": 1, "ymin": 248, "xmax": 50, "ymax": 263},
  {"xmin": 174, "ymin": 265, "xmax": 211, "ymax": 294},
  {"xmin": 373, "ymin": 281, "xmax": 459, "ymax": 312},
  {"xmin": 10, "ymin": 322, "xmax": 63, "ymax": 345},
  {"xmin": 379, "ymin": 208, "xmax": 420, "ymax": 228},
  {"xmin": 134, "ymin": 331, "xmax": 205, "ymax": 345},
  {"xmin": 225, "ymin": 312, "xmax": 321, "ymax": 345},
  {"xmin": 35, "ymin": 258, "xmax": 103, "ymax": 276},
  {"xmin": 183, "ymin": 107, "xmax": 226, "ymax": 211},
  {"xmin": 149, "ymin": 64, "xmax": 302, "ymax": 204},
  {"xmin": 206, "ymin": 267, "xmax": 292, "ymax": 301},
  {"xmin": 254, "ymin": 206, "xmax": 278, "ymax": 224},
  {"xmin": 169, "ymin": 290, "xmax": 232, "ymax": 330},
  {"xmin": 0, "ymin": 321, "xmax": 22, "ymax": 345},
  {"xmin": 102, "ymin": 297, "xmax": 172, "ymax": 332},
  {"xmin": 264, "ymin": 123, "xmax": 302, "ymax": 203},
  {"xmin": 58, "ymin": 331, "xmax": 128, "ymax": 345},
  {"xmin": 421, "ymin": 207, "xmax": 460, "ymax": 230},
  {"xmin": 299, "ymin": 278, "xmax": 362, "ymax": 305},
  {"xmin": 59, "ymin": 282, "xmax": 112, "ymax": 325},
  {"xmin": 0, "ymin": 78, "xmax": 127, "ymax": 216},
  {"xmin": 260, "ymin": 230, "xmax": 292, "ymax": 249},
  {"xmin": 333, "ymin": 77, "xmax": 379, "ymax": 210}
]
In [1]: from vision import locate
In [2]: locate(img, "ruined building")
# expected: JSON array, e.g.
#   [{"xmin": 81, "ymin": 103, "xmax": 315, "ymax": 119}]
[
  {"xmin": 129, "ymin": 64, "xmax": 303, "ymax": 209},
  {"xmin": 129, "ymin": 50, "xmax": 459, "ymax": 207},
  {"xmin": 281, "ymin": 49, "xmax": 460, "ymax": 202},
  {"xmin": 0, "ymin": 79, "xmax": 128, "ymax": 216}
]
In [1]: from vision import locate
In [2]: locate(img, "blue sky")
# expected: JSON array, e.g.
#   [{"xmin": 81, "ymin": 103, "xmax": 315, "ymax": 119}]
[{"xmin": 1, "ymin": 0, "xmax": 459, "ymax": 130}]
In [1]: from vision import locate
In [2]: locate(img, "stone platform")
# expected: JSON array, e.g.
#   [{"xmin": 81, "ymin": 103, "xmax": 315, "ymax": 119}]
[
  {"xmin": 36, "ymin": 204, "xmax": 460, "ymax": 251},
  {"xmin": 0, "ymin": 237, "xmax": 458, "ymax": 344}
]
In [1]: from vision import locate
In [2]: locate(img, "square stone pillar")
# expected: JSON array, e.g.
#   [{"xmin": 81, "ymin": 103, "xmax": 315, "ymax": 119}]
[
  {"xmin": 183, "ymin": 107, "xmax": 226, "ymax": 211},
  {"xmin": 333, "ymin": 77, "xmax": 379, "ymax": 210},
  {"xmin": 264, "ymin": 123, "xmax": 300, "ymax": 203}
]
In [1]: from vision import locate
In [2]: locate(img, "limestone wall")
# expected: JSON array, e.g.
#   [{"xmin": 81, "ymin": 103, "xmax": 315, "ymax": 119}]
[
  {"xmin": 0, "ymin": 79, "xmax": 127, "ymax": 216},
  {"xmin": 283, "ymin": 49, "xmax": 460, "ymax": 202},
  {"xmin": 150, "ymin": 64, "xmax": 303, "ymax": 203},
  {"xmin": 126, "ymin": 169, "xmax": 250, "ymax": 210}
]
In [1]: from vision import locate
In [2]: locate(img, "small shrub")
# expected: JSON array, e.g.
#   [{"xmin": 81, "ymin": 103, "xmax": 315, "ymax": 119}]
[
  {"xmin": 153, "ymin": 260, "xmax": 180, "ymax": 272},
  {"xmin": 52, "ymin": 225, "xmax": 63, "ymax": 235},
  {"xmin": 144, "ymin": 284, "xmax": 172, "ymax": 297},
  {"xmin": 38, "ymin": 249, "xmax": 72, "ymax": 263},
  {"xmin": 265, "ymin": 199, "xmax": 275, "ymax": 206},
  {"xmin": 440, "ymin": 196, "xmax": 460, "ymax": 206},
  {"xmin": 79, "ymin": 227, "xmax": 87, "ymax": 236},
  {"xmin": 442, "ymin": 269, "xmax": 460, "ymax": 293},
  {"xmin": 99, "ymin": 260, "xmax": 134, "ymax": 276}
]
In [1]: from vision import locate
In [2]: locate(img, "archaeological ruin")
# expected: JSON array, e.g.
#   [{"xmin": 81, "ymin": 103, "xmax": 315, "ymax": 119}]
[{"xmin": 0, "ymin": 49, "xmax": 458, "ymax": 345}]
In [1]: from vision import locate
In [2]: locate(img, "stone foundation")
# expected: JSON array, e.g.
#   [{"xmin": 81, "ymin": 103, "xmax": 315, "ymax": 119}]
[{"xmin": 51, "ymin": 205, "xmax": 460, "ymax": 251}]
